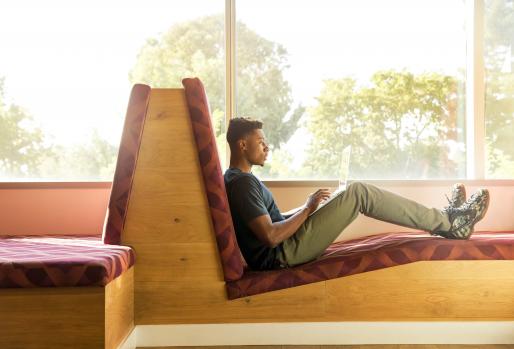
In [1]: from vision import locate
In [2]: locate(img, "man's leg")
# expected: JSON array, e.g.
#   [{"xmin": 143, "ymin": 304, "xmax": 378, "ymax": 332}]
[{"xmin": 277, "ymin": 181, "xmax": 452, "ymax": 268}]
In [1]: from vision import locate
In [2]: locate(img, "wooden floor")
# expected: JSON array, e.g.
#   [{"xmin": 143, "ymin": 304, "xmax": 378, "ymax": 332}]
[{"xmin": 137, "ymin": 344, "xmax": 514, "ymax": 349}]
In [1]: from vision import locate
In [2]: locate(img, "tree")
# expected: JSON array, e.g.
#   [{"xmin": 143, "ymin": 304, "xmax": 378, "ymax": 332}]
[
  {"xmin": 303, "ymin": 71, "xmax": 465, "ymax": 179},
  {"xmin": 0, "ymin": 77, "xmax": 50, "ymax": 178},
  {"xmin": 484, "ymin": 0, "xmax": 514, "ymax": 176},
  {"xmin": 36, "ymin": 129, "xmax": 118, "ymax": 180},
  {"xmin": 129, "ymin": 14, "xmax": 303, "ymax": 155}
]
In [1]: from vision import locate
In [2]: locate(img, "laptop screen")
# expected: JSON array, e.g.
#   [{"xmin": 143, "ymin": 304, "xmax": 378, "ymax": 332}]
[{"xmin": 338, "ymin": 145, "xmax": 352, "ymax": 189}]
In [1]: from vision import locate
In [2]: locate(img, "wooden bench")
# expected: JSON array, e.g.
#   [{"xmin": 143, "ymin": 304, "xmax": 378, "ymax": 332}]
[
  {"xmin": 120, "ymin": 79, "xmax": 514, "ymax": 325},
  {"xmin": 0, "ymin": 84, "xmax": 149, "ymax": 348}
]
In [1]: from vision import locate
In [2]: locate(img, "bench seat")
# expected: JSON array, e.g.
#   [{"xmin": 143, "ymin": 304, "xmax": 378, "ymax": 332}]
[
  {"xmin": 0, "ymin": 234, "xmax": 135, "ymax": 288},
  {"xmin": 226, "ymin": 230, "xmax": 514, "ymax": 299}
]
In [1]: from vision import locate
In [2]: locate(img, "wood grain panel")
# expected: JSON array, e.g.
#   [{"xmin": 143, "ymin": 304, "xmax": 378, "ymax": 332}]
[
  {"xmin": 135, "ymin": 280, "xmax": 326, "ymax": 324},
  {"xmin": 105, "ymin": 267, "xmax": 134, "ymax": 349},
  {"xmin": 123, "ymin": 87, "xmax": 214, "ymax": 244},
  {"xmin": 347, "ymin": 260, "xmax": 514, "ymax": 280},
  {"xmin": 0, "ymin": 287, "xmax": 104, "ymax": 348},
  {"xmin": 130, "ymin": 242, "xmax": 223, "ymax": 282},
  {"xmin": 325, "ymin": 261, "xmax": 514, "ymax": 320},
  {"xmin": 122, "ymin": 204, "xmax": 213, "ymax": 244}
]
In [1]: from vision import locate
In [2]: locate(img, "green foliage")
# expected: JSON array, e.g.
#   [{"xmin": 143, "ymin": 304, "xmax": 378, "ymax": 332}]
[
  {"xmin": 484, "ymin": 0, "xmax": 514, "ymax": 49},
  {"xmin": 486, "ymin": 142, "xmax": 514, "ymax": 178},
  {"xmin": 0, "ymin": 77, "xmax": 117, "ymax": 180},
  {"xmin": 37, "ymin": 129, "xmax": 118, "ymax": 180},
  {"xmin": 484, "ymin": 0, "xmax": 514, "ymax": 177},
  {"xmin": 129, "ymin": 15, "xmax": 225, "ymax": 112},
  {"xmin": 129, "ymin": 14, "xmax": 302, "ymax": 151},
  {"xmin": 234, "ymin": 22, "xmax": 304, "ymax": 149},
  {"xmin": 0, "ymin": 77, "xmax": 50, "ymax": 179},
  {"xmin": 303, "ymin": 71, "xmax": 465, "ymax": 179},
  {"xmin": 3, "ymin": 6, "xmax": 514, "ymax": 180}
]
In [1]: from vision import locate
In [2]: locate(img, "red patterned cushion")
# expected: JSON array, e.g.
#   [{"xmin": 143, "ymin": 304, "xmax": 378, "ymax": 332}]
[
  {"xmin": 225, "ymin": 230, "xmax": 514, "ymax": 299},
  {"xmin": 103, "ymin": 84, "xmax": 151, "ymax": 245},
  {"xmin": 182, "ymin": 77, "xmax": 246, "ymax": 282},
  {"xmin": 0, "ymin": 235, "xmax": 135, "ymax": 288}
]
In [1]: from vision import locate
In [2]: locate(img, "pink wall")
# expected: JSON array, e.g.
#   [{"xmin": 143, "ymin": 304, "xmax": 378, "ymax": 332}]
[
  {"xmin": 0, "ymin": 183, "xmax": 110, "ymax": 236},
  {"xmin": 0, "ymin": 180, "xmax": 512, "ymax": 237}
]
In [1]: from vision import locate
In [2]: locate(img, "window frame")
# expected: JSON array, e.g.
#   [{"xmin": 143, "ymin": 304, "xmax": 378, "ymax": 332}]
[{"xmin": 225, "ymin": 0, "xmax": 492, "ymax": 181}]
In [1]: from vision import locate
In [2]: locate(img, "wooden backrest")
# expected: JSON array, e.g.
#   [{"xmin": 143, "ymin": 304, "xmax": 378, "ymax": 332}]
[{"xmin": 122, "ymin": 88, "xmax": 228, "ymax": 294}]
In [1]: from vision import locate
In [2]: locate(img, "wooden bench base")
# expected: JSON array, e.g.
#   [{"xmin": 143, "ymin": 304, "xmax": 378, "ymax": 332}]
[
  {"xmin": 121, "ymin": 88, "xmax": 514, "ymax": 324},
  {"xmin": 133, "ymin": 261, "xmax": 514, "ymax": 323},
  {"xmin": 0, "ymin": 266, "xmax": 134, "ymax": 349}
]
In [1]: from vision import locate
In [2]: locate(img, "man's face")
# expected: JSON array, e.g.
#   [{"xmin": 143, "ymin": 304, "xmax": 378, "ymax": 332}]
[{"xmin": 241, "ymin": 129, "xmax": 269, "ymax": 166}]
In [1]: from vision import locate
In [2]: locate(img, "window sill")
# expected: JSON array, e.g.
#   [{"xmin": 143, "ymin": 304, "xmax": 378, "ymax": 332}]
[
  {"xmin": 1, "ymin": 179, "xmax": 513, "ymax": 190},
  {"xmin": 0, "ymin": 182, "xmax": 112, "ymax": 189},
  {"xmin": 262, "ymin": 179, "xmax": 514, "ymax": 188}
]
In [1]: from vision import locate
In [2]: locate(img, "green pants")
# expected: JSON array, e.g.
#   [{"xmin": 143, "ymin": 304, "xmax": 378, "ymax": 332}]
[{"xmin": 275, "ymin": 181, "xmax": 451, "ymax": 268}]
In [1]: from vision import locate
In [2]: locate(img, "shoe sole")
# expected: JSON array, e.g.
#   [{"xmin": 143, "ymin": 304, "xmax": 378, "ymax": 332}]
[{"xmin": 458, "ymin": 189, "xmax": 490, "ymax": 240}]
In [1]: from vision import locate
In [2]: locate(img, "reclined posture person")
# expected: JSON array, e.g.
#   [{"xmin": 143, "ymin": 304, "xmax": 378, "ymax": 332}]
[{"xmin": 223, "ymin": 117, "xmax": 490, "ymax": 271}]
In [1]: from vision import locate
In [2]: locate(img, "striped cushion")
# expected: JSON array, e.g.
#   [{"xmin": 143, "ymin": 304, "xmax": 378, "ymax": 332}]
[
  {"xmin": 182, "ymin": 77, "xmax": 246, "ymax": 282},
  {"xmin": 0, "ymin": 235, "xmax": 135, "ymax": 288},
  {"xmin": 225, "ymin": 230, "xmax": 514, "ymax": 299},
  {"xmin": 103, "ymin": 84, "xmax": 151, "ymax": 245}
]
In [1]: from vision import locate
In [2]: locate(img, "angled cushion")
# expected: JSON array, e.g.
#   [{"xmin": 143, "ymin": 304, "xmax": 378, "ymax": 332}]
[
  {"xmin": 103, "ymin": 84, "xmax": 151, "ymax": 245},
  {"xmin": 225, "ymin": 230, "xmax": 514, "ymax": 299},
  {"xmin": 182, "ymin": 77, "xmax": 246, "ymax": 282},
  {"xmin": 0, "ymin": 235, "xmax": 135, "ymax": 288}
]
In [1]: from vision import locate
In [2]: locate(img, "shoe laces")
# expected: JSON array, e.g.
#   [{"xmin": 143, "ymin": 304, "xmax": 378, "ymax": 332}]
[
  {"xmin": 443, "ymin": 204, "xmax": 471, "ymax": 216},
  {"xmin": 445, "ymin": 186, "xmax": 464, "ymax": 208},
  {"xmin": 441, "ymin": 204, "xmax": 474, "ymax": 230}
]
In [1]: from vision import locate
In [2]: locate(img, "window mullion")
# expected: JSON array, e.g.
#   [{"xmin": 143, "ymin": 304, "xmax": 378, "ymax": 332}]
[
  {"xmin": 225, "ymin": 0, "xmax": 236, "ymax": 169},
  {"xmin": 466, "ymin": 0, "xmax": 486, "ymax": 179}
]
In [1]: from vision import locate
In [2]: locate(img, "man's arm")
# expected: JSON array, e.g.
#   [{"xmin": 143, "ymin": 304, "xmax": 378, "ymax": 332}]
[
  {"xmin": 281, "ymin": 206, "xmax": 304, "ymax": 218},
  {"xmin": 247, "ymin": 189, "xmax": 331, "ymax": 248}
]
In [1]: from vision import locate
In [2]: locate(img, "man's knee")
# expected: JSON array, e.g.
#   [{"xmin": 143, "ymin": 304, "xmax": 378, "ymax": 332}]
[
  {"xmin": 346, "ymin": 181, "xmax": 370, "ymax": 212},
  {"xmin": 347, "ymin": 181, "xmax": 365, "ymax": 193}
]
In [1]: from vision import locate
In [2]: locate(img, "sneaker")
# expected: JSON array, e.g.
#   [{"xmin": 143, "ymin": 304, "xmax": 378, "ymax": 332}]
[
  {"xmin": 446, "ymin": 183, "xmax": 466, "ymax": 209},
  {"xmin": 429, "ymin": 183, "xmax": 466, "ymax": 237},
  {"xmin": 430, "ymin": 188, "xmax": 490, "ymax": 240}
]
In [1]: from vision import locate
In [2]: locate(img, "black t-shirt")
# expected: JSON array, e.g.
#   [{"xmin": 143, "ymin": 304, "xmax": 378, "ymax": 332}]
[{"xmin": 224, "ymin": 167, "xmax": 285, "ymax": 270}]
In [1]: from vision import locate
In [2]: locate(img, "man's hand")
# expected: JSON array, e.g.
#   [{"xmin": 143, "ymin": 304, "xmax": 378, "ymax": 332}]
[
  {"xmin": 305, "ymin": 189, "xmax": 332, "ymax": 215},
  {"xmin": 247, "ymin": 188, "xmax": 331, "ymax": 248}
]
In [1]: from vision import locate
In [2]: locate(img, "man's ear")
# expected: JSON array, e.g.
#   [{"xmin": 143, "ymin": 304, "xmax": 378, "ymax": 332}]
[{"xmin": 238, "ymin": 139, "xmax": 247, "ymax": 151}]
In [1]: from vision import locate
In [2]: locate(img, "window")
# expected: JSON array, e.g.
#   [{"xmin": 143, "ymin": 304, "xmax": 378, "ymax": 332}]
[
  {"xmin": 484, "ymin": 0, "xmax": 514, "ymax": 178},
  {"xmin": 0, "ymin": 0, "xmax": 225, "ymax": 180},
  {"xmin": 236, "ymin": 0, "xmax": 467, "ymax": 179},
  {"xmin": 1, "ymin": 1, "xmax": 512, "ymax": 181}
]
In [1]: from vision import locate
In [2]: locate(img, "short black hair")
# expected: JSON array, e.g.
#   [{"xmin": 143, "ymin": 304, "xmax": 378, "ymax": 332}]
[{"xmin": 226, "ymin": 117, "xmax": 263, "ymax": 149}]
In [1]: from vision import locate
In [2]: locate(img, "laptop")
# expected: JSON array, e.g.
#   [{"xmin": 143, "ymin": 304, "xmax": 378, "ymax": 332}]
[{"xmin": 309, "ymin": 145, "xmax": 352, "ymax": 216}]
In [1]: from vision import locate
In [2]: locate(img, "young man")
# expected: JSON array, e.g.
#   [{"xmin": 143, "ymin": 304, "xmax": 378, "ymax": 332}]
[{"xmin": 223, "ymin": 117, "xmax": 490, "ymax": 271}]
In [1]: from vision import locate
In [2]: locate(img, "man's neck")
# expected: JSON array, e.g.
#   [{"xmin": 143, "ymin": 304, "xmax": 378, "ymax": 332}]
[{"xmin": 229, "ymin": 158, "xmax": 252, "ymax": 173}]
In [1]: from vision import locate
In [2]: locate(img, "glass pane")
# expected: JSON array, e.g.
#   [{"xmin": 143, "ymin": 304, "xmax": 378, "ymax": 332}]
[
  {"xmin": 0, "ymin": 0, "xmax": 225, "ymax": 180},
  {"xmin": 484, "ymin": 0, "xmax": 514, "ymax": 179},
  {"xmin": 236, "ymin": 0, "xmax": 467, "ymax": 180}
]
